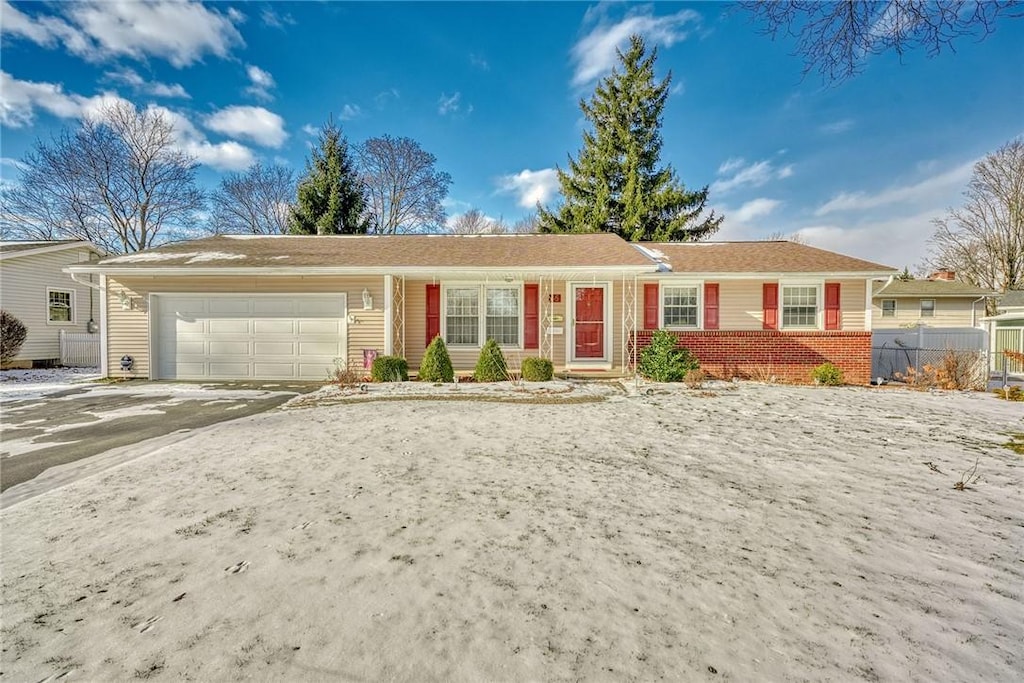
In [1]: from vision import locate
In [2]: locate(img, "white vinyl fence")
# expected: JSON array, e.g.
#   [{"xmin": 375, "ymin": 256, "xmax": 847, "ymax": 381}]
[
  {"xmin": 871, "ymin": 327, "xmax": 988, "ymax": 380},
  {"xmin": 59, "ymin": 330, "xmax": 100, "ymax": 367}
]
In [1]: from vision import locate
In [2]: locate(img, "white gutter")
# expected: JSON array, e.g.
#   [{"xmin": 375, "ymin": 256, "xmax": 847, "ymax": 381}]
[{"xmin": 67, "ymin": 270, "xmax": 104, "ymax": 290}]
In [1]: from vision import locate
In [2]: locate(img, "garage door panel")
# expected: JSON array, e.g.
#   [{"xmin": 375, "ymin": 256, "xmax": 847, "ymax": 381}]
[
  {"xmin": 254, "ymin": 319, "xmax": 296, "ymax": 335},
  {"xmin": 155, "ymin": 294, "xmax": 347, "ymax": 380},
  {"xmin": 253, "ymin": 341, "xmax": 296, "ymax": 355},
  {"xmin": 299, "ymin": 299, "xmax": 346, "ymax": 316},
  {"xmin": 208, "ymin": 340, "xmax": 251, "ymax": 355},
  {"xmin": 208, "ymin": 299, "xmax": 251, "ymax": 315},
  {"xmin": 208, "ymin": 319, "xmax": 251, "ymax": 335},
  {"xmin": 299, "ymin": 320, "xmax": 341, "ymax": 335}
]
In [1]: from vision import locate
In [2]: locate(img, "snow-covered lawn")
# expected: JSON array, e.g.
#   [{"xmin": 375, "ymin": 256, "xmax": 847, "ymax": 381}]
[
  {"xmin": 1, "ymin": 383, "xmax": 1021, "ymax": 681},
  {"xmin": 0, "ymin": 367, "xmax": 101, "ymax": 401}
]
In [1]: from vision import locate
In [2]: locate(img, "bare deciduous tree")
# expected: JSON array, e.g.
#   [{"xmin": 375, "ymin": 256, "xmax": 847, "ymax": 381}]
[
  {"xmin": 357, "ymin": 135, "xmax": 451, "ymax": 234},
  {"xmin": 926, "ymin": 139, "xmax": 1024, "ymax": 297},
  {"xmin": 0, "ymin": 101, "xmax": 204, "ymax": 253},
  {"xmin": 739, "ymin": 1, "xmax": 1022, "ymax": 84},
  {"xmin": 450, "ymin": 209, "xmax": 503, "ymax": 234},
  {"xmin": 762, "ymin": 230, "xmax": 806, "ymax": 244},
  {"xmin": 210, "ymin": 163, "xmax": 295, "ymax": 235}
]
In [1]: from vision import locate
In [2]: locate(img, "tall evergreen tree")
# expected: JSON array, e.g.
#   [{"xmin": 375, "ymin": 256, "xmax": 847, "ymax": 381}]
[
  {"xmin": 290, "ymin": 119, "xmax": 368, "ymax": 235},
  {"xmin": 539, "ymin": 35, "xmax": 721, "ymax": 242}
]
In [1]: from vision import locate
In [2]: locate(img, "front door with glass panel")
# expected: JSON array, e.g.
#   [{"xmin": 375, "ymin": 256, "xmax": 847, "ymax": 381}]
[{"xmin": 573, "ymin": 286, "xmax": 605, "ymax": 359}]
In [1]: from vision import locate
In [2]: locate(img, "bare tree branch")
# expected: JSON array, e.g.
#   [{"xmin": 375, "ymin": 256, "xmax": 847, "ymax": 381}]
[
  {"xmin": 210, "ymin": 163, "xmax": 295, "ymax": 235},
  {"xmin": 357, "ymin": 135, "xmax": 451, "ymax": 234},
  {"xmin": 738, "ymin": 1, "xmax": 1022, "ymax": 84}
]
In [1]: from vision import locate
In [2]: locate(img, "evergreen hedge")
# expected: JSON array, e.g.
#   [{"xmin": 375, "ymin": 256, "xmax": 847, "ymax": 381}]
[
  {"xmin": 371, "ymin": 355, "xmax": 408, "ymax": 382},
  {"xmin": 474, "ymin": 338, "xmax": 508, "ymax": 382},
  {"xmin": 419, "ymin": 335, "xmax": 454, "ymax": 382}
]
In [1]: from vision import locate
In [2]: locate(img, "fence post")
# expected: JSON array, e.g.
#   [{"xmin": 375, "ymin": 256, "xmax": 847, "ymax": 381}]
[{"xmin": 59, "ymin": 329, "xmax": 65, "ymax": 365}]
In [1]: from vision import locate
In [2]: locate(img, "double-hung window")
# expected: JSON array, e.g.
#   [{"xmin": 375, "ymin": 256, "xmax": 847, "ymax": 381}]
[
  {"xmin": 881, "ymin": 299, "xmax": 896, "ymax": 317},
  {"xmin": 662, "ymin": 286, "xmax": 699, "ymax": 328},
  {"xmin": 782, "ymin": 285, "xmax": 818, "ymax": 328},
  {"xmin": 920, "ymin": 299, "xmax": 935, "ymax": 317},
  {"xmin": 444, "ymin": 285, "xmax": 521, "ymax": 347},
  {"xmin": 47, "ymin": 289, "xmax": 74, "ymax": 323}
]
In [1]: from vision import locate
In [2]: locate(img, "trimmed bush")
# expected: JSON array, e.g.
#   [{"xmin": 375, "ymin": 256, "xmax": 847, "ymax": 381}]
[
  {"xmin": 1, "ymin": 310, "xmax": 28, "ymax": 365},
  {"xmin": 419, "ymin": 335, "xmax": 454, "ymax": 382},
  {"xmin": 638, "ymin": 330, "xmax": 699, "ymax": 382},
  {"xmin": 521, "ymin": 356, "xmax": 554, "ymax": 382},
  {"xmin": 474, "ymin": 338, "xmax": 508, "ymax": 382},
  {"xmin": 811, "ymin": 362, "xmax": 844, "ymax": 386},
  {"xmin": 371, "ymin": 355, "xmax": 408, "ymax": 382}
]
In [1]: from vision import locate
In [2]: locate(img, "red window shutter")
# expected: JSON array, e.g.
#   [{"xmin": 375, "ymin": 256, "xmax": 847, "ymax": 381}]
[
  {"xmin": 825, "ymin": 282, "xmax": 841, "ymax": 330},
  {"xmin": 704, "ymin": 283, "xmax": 720, "ymax": 330},
  {"xmin": 524, "ymin": 284, "xmax": 539, "ymax": 349},
  {"xmin": 643, "ymin": 283, "xmax": 659, "ymax": 330},
  {"xmin": 763, "ymin": 283, "xmax": 779, "ymax": 330},
  {"xmin": 426, "ymin": 284, "xmax": 440, "ymax": 347}
]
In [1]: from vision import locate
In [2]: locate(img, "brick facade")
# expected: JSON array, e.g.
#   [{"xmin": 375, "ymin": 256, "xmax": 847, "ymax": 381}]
[{"xmin": 632, "ymin": 330, "xmax": 873, "ymax": 385}]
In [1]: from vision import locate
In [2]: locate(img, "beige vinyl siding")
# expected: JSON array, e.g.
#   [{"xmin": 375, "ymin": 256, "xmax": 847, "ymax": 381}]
[
  {"xmin": 838, "ymin": 279, "xmax": 867, "ymax": 330},
  {"xmin": 0, "ymin": 248, "xmax": 98, "ymax": 361},
  {"xmin": 871, "ymin": 296, "xmax": 980, "ymax": 329},
  {"xmin": 641, "ymin": 278, "xmax": 870, "ymax": 331},
  {"xmin": 402, "ymin": 278, "xmax": 629, "ymax": 375},
  {"xmin": 106, "ymin": 275, "xmax": 386, "ymax": 379}
]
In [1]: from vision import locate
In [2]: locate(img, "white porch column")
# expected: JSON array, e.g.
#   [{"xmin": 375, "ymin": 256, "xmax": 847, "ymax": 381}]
[{"xmin": 384, "ymin": 274, "xmax": 394, "ymax": 356}]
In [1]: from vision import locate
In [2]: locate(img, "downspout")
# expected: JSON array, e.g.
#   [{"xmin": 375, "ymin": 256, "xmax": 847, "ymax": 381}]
[
  {"xmin": 971, "ymin": 296, "xmax": 987, "ymax": 328},
  {"xmin": 69, "ymin": 271, "xmax": 102, "ymax": 333}
]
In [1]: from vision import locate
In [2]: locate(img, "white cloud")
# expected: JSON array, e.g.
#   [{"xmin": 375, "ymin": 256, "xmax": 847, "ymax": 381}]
[
  {"xmin": 437, "ymin": 92, "xmax": 462, "ymax": 116},
  {"xmin": 571, "ymin": 6, "xmax": 700, "ymax": 87},
  {"xmin": 340, "ymin": 104, "xmax": 362, "ymax": 121},
  {"xmin": 1, "ymin": 1, "xmax": 245, "ymax": 68},
  {"xmin": 0, "ymin": 71, "xmax": 133, "ymax": 126},
  {"xmin": 815, "ymin": 160, "xmax": 975, "ymax": 216},
  {"xmin": 496, "ymin": 168, "xmax": 560, "ymax": 208},
  {"xmin": 148, "ymin": 104, "xmax": 255, "ymax": 171},
  {"xmin": 788, "ymin": 209, "xmax": 941, "ymax": 269},
  {"xmin": 260, "ymin": 7, "xmax": 295, "ymax": 29},
  {"xmin": 731, "ymin": 198, "xmax": 782, "ymax": 224},
  {"xmin": 103, "ymin": 67, "xmax": 189, "ymax": 99},
  {"xmin": 301, "ymin": 124, "xmax": 318, "ymax": 137},
  {"xmin": 244, "ymin": 65, "xmax": 275, "ymax": 101},
  {"xmin": 820, "ymin": 118, "xmax": 855, "ymax": 134},
  {"xmin": 711, "ymin": 158, "xmax": 794, "ymax": 195},
  {"xmin": 204, "ymin": 106, "xmax": 287, "ymax": 148},
  {"xmin": 374, "ymin": 88, "xmax": 400, "ymax": 109},
  {"xmin": 470, "ymin": 53, "xmax": 489, "ymax": 70}
]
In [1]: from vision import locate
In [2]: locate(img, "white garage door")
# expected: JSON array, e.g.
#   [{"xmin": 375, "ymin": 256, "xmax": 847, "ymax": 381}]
[{"xmin": 153, "ymin": 294, "xmax": 347, "ymax": 380}]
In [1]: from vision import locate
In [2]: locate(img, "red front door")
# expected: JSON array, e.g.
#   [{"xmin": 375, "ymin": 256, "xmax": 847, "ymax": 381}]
[{"xmin": 574, "ymin": 287, "xmax": 605, "ymax": 359}]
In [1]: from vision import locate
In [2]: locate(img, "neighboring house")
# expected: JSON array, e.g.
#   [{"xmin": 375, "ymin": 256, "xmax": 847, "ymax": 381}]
[
  {"xmin": 871, "ymin": 271, "xmax": 997, "ymax": 329},
  {"xmin": 66, "ymin": 235, "xmax": 894, "ymax": 385},
  {"xmin": 985, "ymin": 289, "xmax": 1024, "ymax": 376},
  {"xmin": 1, "ymin": 240, "xmax": 104, "ymax": 366}
]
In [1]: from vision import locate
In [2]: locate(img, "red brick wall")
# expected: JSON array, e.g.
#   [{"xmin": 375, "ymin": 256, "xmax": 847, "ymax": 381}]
[{"xmin": 632, "ymin": 330, "xmax": 872, "ymax": 385}]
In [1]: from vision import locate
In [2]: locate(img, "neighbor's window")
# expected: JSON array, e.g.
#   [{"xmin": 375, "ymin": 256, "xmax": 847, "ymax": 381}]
[
  {"xmin": 662, "ymin": 286, "xmax": 698, "ymax": 327},
  {"xmin": 782, "ymin": 285, "xmax": 818, "ymax": 328},
  {"xmin": 445, "ymin": 288, "xmax": 479, "ymax": 345},
  {"xmin": 881, "ymin": 299, "xmax": 897, "ymax": 317},
  {"xmin": 920, "ymin": 299, "xmax": 935, "ymax": 317},
  {"xmin": 47, "ymin": 289, "xmax": 74, "ymax": 323},
  {"xmin": 485, "ymin": 287, "xmax": 520, "ymax": 346}
]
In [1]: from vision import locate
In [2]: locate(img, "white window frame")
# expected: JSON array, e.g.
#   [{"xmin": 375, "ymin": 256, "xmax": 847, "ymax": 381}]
[
  {"xmin": 659, "ymin": 281, "xmax": 702, "ymax": 330},
  {"xmin": 441, "ymin": 282, "xmax": 524, "ymax": 349},
  {"xmin": 881, "ymin": 299, "xmax": 897, "ymax": 317},
  {"xmin": 46, "ymin": 287, "xmax": 76, "ymax": 325},
  {"xmin": 920, "ymin": 299, "xmax": 935, "ymax": 318},
  {"xmin": 779, "ymin": 281, "xmax": 823, "ymax": 330}
]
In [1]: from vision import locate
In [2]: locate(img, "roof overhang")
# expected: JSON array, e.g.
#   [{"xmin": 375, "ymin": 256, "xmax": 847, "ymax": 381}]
[
  {"xmin": 65, "ymin": 264, "xmax": 658, "ymax": 278},
  {"xmin": 646, "ymin": 271, "xmax": 896, "ymax": 280},
  {"xmin": 0, "ymin": 241, "xmax": 105, "ymax": 261}
]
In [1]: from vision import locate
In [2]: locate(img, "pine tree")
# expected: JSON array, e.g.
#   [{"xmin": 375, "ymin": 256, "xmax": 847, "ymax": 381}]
[
  {"xmin": 539, "ymin": 35, "xmax": 721, "ymax": 242},
  {"xmin": 290, "ymin": 119, "xmax": 368, "ymax": 235}
]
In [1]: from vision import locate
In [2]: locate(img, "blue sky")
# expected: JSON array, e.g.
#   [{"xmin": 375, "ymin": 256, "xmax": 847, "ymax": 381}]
[{"xmin": 1, "ymin": 1, "xmax": 1022, "ymax": 269}]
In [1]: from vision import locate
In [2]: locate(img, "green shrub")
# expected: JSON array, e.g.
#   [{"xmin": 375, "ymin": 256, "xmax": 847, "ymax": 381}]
[
  {"xmin": 419, "ymin": 335, "xmax": 454, "ymax": 382},
  {"xmin": 371, "ymin": 355, "xmax": 408, "ymax": 382},
  {"xmin": 521, "ymin": 356, "xmax": 554, "ymax": 382},
  {"xmin": 638, "ymin": 330, "xmax": 699, "ymax": 382},
  {"xmin": 474, "ymin": 338, "xmax": 508, "ymax": 382},
  {"xmin": 811, "ymin": 362, "xmax": 844, "ymax": 386},
  {"xmin": 1, "ymin": 310, "xmax": 28, "ymax": 365}
]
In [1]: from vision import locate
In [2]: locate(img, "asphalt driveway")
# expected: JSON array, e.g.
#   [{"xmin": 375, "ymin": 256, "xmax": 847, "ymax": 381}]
[{"xmin": 0, "ymin": 378, "xmax": 319, "ymax": 496}]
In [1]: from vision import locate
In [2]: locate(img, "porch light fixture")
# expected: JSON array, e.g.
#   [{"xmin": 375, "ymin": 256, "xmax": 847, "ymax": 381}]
[
  {"xmin": 118, "ymin": 290, "xmax": 133, "ymax": 310},
  {"xmin": 362, "ymin": 288, "xmax": 373, "ymax": 310}
]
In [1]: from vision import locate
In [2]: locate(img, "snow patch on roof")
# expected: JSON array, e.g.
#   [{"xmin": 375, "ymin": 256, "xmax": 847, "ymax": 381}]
[
  {"xmin": 185, "ymin": 252, "xmax": 247, "ymax": 264},
  {"xmin": 105, "ymin": 252, "xmax": 197, "ymax": 263}
]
